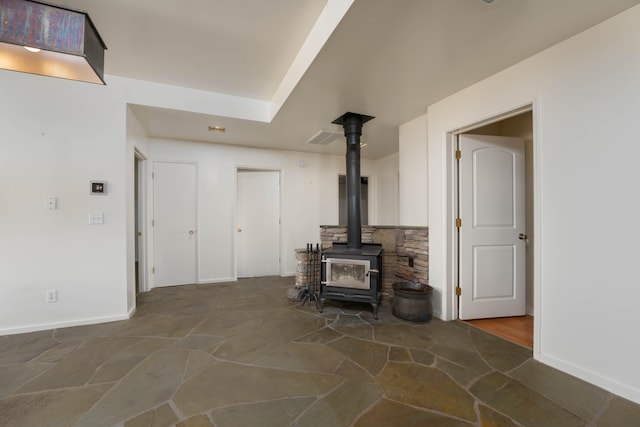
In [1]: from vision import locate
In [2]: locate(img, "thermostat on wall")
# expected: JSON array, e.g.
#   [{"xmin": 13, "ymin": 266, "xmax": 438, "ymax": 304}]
[{"xmin": 90, "ymin": 181, "xmax": 108, "ymax": 195}]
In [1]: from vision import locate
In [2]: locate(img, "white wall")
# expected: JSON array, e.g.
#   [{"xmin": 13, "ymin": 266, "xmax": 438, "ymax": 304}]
[
  {"xmin": 398, "ymin": 114, "xmax": 428, "ymax": 225},
  {"xmin": 148, "ymin": 139, "xmax": 393, "ymax": 283},
  {"xmin": 0, "ymin": 71, "xmax": 281, "ymax": 335},
  {"xmin": 373, "ymin": 153, "xmax": 399, "ymax": 225},
  {"xmin": 0, "ymin": 71, "xmax": 129, "ymax": 333},
  {"xmin": 422, "ymin": 5, "xmax": 640, "ymax": 403}
]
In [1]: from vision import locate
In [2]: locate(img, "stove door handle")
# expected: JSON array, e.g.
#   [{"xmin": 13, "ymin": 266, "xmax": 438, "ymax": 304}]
[{"xmin": 367, "ymin": 269, "xmax": 380, "ymax": 276}]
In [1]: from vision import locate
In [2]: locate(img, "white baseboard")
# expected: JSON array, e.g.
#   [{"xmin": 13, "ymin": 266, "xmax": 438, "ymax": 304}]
[
  {"xmin": 0, "ymin": 313, "xmax": 131, "ymax": 336},
  {"xmin": 537, "ymin": 353, "xmax": 640, "ymax": 404},
  {"xmin": 197, "ymin": 277, "xmax": 236, "ymax": 285}
]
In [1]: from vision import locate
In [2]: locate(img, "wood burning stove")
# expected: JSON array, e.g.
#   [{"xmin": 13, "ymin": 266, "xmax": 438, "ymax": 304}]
[
  {"xmin": 320, "ymin": 242, "xmax": 383, "ymax": 319},
  {"xmin": 319, "ymin": 112, "xmax": 384, "ymax": 319}
]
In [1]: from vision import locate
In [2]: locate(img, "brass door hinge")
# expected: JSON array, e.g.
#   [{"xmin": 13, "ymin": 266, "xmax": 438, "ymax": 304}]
[
  {"xmin": 456, "ymin": 287, "xmax": 462, "ymax": 296},
  {"xmin": 152, "ymin": 267, "xmax": 155, "ymax": 274},
  {"xmin": 456, "ymin": 218, "xmax": 462, "ymax": 228},
  {"xmin": 455, "ymin": 150, "xmax": 462, "ymax": 160}
]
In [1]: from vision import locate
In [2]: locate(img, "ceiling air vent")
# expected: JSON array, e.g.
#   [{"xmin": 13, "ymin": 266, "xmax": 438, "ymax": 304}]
[{"xmin": 306, "ymin": 129, "xmax": 343, "ymax": 145}]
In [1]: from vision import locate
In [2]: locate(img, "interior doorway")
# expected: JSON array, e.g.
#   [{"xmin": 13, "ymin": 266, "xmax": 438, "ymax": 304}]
[
  {"xmin": 236, "ymin": 169, "xmax": 281, "ymax": 278},
  {"xmin": 455, "ymin": 111, "xmax": 534, "ymax": 347},
  {"xmin": 134, "ymin": 150, "xmax": 147, "ymax": 295},
  {"xmin": 153, "ymin": 161, "xmax": 198, "ymax": 287}
]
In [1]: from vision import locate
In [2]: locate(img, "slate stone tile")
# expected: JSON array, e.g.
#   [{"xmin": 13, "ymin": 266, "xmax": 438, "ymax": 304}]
[
  {"xmin": 176, "ymin": 415, "xmax": 215, "ymax": 427},
  {"xmin": 123, "ymin": 410, "xmax": 154, "ymax": 427},
  {"xmin": 510, "ymin": 359, "xmax": 609, "ymax": 421},
  {"xmin": 333, "ymin": 358, "xmax": 375, "ymax": 383},
  {"xmin": 212, "ymin": 311, "xmax": 325, "ymax": 363},
  {"xmin": 377, "ymin": 361, "xmax": 477, "ymax": 422},
  {"xmin": 354, "ymin": 398, "xmax": 474, "ymax": 427},
  {"xmin": 296, "ymin": 327, "xmax": 342, "ymax": 344},
  {"xmin": 478, "ymin": 404, "xmax": 522, "ymax": 427},
  {"xmin": 254, "ymin": 342, "xmax": 345, "ymax": 374},
  {"xmin": 373, "ymin": 323, "xmax": 432, "ymax": 349},
  {"xmin": 74, "ymin": 349, "xmax": 189, "ymax": 426},
  {"xmin": 470, "ymin": 327, "xmax": 532, "ymax": 372},
  {"xmin": 3, "ymin": 276, "xmax": 638, "ymax": 427},
  {"xmin": 173, "ymin": 361, "xmax": 342, "ymax": 416},
  {"xmin": 31, "ymin": 341, "xmax": 81, "ymax": 363},
  {"xmin": 113, "ymin": 315, "xmax": 205, "ymax": 339},
  {"xmin": 53, "ymin": 321, "xmax": 123, "ymax": 343},
  {"xmin": 389, "ymin": 346, "xmax": 412, "ymax": 362},
  {"xmin": 470, "ymin": 371, "xmax": 511, "ymax": 402},
  {"xmin": 478, "ymin": 379, "xmax": 586, "ymax": 427},
  {"xmin": 192, "ymin": 309, "xmax": 264, "ymax": 337},
  {"xmin": 436, "ymin": 357, "xmax": 484, "ymax": 387},
  {"xmin": 330, "ymin": 314, "xmax": 374, "ymax": 340},
  {"xmin": 184, "ymin": 350, "xmax": 218, "ymax": 380},
  {"xmin": 429, "ymin": 319, "xmax": 476, "ymax": 351},
  {"xmin": 597, "ymin": 396, "xmax": 640, "ymax": 427},
  {"xmin": 329, "ymin": 336, "xmax": 390, "ymax": 376},
  {"xmin": 210, "ymin": 397, "xmax": 315, "ymax": 427},
  {"xmin": 89, "ymin": 337, "xmax": 175, "ymax": 384},
  {"xmin": 171, "ymin": 334, "xmax": 224, "ymax": 352},
  {"xmin": 0, "ymin": 383, "xmax": 110, "ymax": 427},
  {"xmin": 292, "ymin": 379, "xmax": 383, "ymax": 427},
  {"xmin": 410, "ymin": 348, "xmax": 435, "ymax": 366},
  {"xmin": 430, "ymin": 343, "xmax": 492, "ymax": 375},
  {"xmin": 123, "ymin": 402, "xmax": 178, "ymax": 427},
  {"xmin": 17, "ymin": 336, "xmax": 140, "ymax": 393},
  {"xmin": 0, "ymin": 363, "xmax": 51, "ymax": 399},
  {"xmin": 0, "ymin": 330, "xmax": 58, "ymax": 364}
]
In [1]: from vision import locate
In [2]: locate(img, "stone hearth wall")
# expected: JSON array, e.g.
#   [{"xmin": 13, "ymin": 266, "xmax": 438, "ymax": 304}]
[{"xmin": 317, "ymin": 225, "xmax": 428, "ymax": 296}]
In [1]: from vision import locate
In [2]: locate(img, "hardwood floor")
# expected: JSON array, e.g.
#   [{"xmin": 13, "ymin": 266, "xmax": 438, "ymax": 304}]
[{"xmin": 465, "ymin": 315, "xmax": 533, "ymax": 349}]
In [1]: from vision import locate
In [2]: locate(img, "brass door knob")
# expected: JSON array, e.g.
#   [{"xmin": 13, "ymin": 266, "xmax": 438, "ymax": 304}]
[
  {"xmin": 189, "ymin": 230, "xmax": 195, "ymax": 235},
  {"xmin": 237, "ymin": 228, "xmax": 242, "ymax": 232},
  {"xmin": 519, "ymin": 233, "xmax": 528, "ymax": 240}
]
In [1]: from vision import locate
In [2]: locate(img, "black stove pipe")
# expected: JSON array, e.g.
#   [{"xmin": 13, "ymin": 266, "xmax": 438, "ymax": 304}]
[{"xmin": 332, "ymin": 112, "xmax": 374, "ymax": 250}]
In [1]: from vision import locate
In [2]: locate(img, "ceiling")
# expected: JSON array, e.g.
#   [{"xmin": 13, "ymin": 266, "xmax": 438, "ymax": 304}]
[{"xmin": 59, "ymin": 0, "xmax": 640, "ymax": 158}]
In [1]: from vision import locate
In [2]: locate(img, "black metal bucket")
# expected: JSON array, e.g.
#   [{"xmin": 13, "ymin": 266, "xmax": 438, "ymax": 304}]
[{"xmin": 392, "ymin": 281, "xmax": 433, "ymax": 322}]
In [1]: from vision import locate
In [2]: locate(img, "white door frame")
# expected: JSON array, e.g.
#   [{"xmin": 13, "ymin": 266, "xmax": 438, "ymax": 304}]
[
  {"xmin": 234, "ymin": 166, "xmax": 283, "ymax": 278},
  {"xmin": 446, "ymin": 104, "xmax": 541, "ymax": 350},
  {"xmin": 134, "ymin": 149, "xmax": 149, "ymax": 293}
]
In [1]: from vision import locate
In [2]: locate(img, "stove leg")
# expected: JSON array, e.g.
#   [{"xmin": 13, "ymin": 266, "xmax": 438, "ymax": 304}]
[
  {"xmin": 319, "ymin": 298, "xmax": 325, "ymax": 313},
  {"xmin": 371, "ymin": 303, "xmax": 379, "ymax": 320}
]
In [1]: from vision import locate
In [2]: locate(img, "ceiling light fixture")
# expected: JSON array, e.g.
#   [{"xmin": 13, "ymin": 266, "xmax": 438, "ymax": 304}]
[
  {"xmin": 208, "ymin": 125, "xmax": 226, "ymax": 133},
  {"xmin": 0, "ymin": 0, "xmax": 107, "ymax": 84}
]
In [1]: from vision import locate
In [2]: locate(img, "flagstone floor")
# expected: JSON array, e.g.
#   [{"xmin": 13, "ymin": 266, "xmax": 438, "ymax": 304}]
[{"xmin": 1, "ymin": 276, "xmax": 638, "ymax": 427}]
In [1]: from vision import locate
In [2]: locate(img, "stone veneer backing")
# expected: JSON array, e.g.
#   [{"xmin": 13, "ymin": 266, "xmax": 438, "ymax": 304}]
[{"xmin": 294, "ymin": 226, "xmax": 428, "ymax": 297}]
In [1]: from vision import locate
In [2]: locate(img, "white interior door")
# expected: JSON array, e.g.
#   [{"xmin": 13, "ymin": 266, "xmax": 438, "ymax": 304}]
[
  {"xmin": 153, "ymin": 162, "xmax": 197, "ymax": 287},
  {"xmin": 458, "ymin": 135, "xmax": 526, "ymax": 320},
  {"xmin": 236, "ymin": 170, "xmax": 280, "ymax": 277}
]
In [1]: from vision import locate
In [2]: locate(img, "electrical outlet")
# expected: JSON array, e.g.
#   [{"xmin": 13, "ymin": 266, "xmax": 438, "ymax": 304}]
[
  {"xmin": 46, "ymin": 196, "xmax": 57, "ymax": 210},
  {"xmin": 89, "ymin": 212, "xmax": 104, "ymax": 224},
  {"xmin": 46, "ymin": 290, "xmax": 57, "ymax": 303}
]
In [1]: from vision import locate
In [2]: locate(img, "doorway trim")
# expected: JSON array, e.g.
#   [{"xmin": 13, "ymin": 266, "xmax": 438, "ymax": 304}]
[
  {"xmin": 445, "ymin": 103, "xmax": 542, "ymax": 355},
  {"xmin": 134, "ymin": 148, "xmax": 149, "ymax": 294}
]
